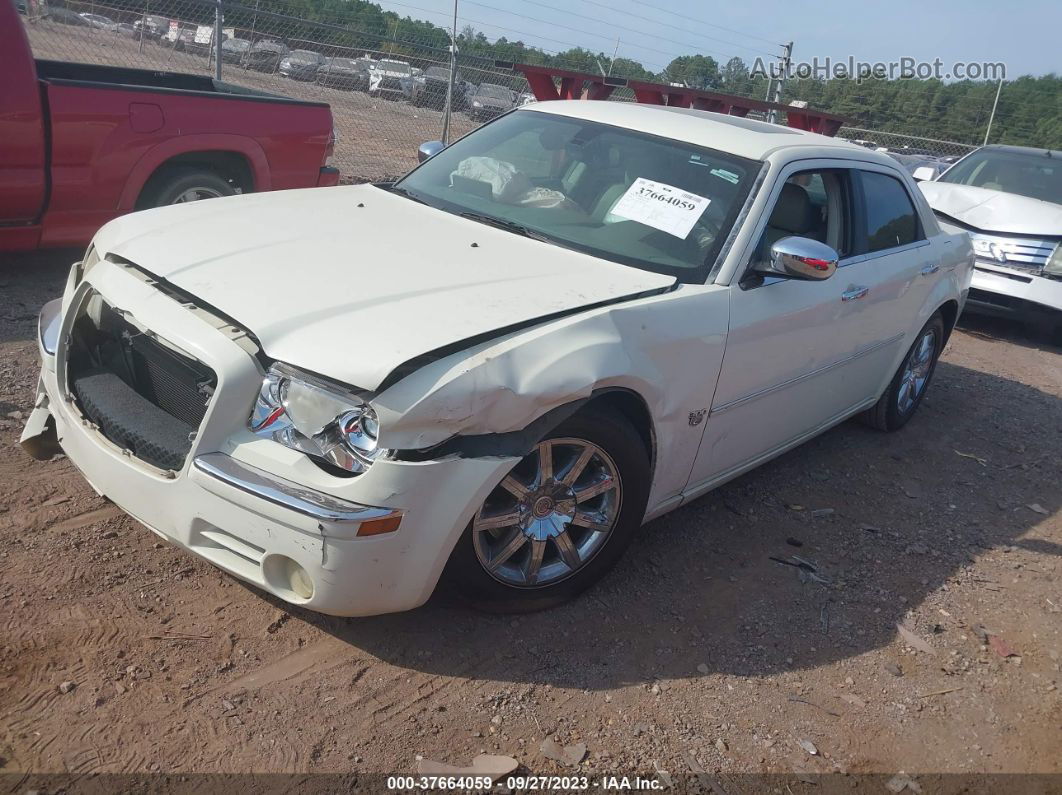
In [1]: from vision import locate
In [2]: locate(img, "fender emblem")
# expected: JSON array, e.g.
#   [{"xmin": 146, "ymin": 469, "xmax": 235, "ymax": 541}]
[{"xmin": 688, "ymin": 409, "xmax": 707, "ymax": 427}]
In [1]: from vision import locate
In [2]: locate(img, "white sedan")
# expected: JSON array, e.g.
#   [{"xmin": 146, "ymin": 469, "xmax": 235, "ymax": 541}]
[{"xmin": 23, "ymin": 101, "xmax": 973, "ymax": 615}]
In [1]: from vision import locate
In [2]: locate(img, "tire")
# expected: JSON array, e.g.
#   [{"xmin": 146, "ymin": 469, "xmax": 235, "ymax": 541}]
[
  {"xmin": 139, "ymin": 168, "xmax": 236, "ymax": 208},
  {"xmin": 442, "ymin": 408, "xmax": 651, "ymax": 613},
  {"xmin": 862, "ymin": 313, "xmax": 945, "ymax": 431}
]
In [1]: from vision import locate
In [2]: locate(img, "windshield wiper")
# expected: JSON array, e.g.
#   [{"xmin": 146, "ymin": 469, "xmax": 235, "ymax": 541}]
[{"xmin": 458, "ymin": 211, "xmax": 559, "ymax": 245}]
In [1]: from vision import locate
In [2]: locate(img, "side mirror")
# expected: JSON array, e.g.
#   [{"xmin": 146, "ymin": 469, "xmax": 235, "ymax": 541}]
[
  {"xmin": 418, "ymin": 140, "xmax": 445, "ymax": 163},
  {"xmin": 912, "ymin": 165, "xmax": 936, "ymax": 182},
  {"xmin": 757, "ymin": 236, "xmax": 838, "ymax": 281}
]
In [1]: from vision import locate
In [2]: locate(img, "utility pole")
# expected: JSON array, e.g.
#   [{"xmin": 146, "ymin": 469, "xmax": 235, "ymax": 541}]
[
  {"xmin": 213, "ymin": 0, "xmax": 222, "ymax": 80},
  {"xmin": 983, "ymin": 77, "xmax": 1003, "ymax": 145},
  {"xmin": 768, "ymin": 41, "xmax": 792, "ymax": 124},
  {"xmin": 441, "ymin": 0, "xmax": 458, "ymax": 145}
]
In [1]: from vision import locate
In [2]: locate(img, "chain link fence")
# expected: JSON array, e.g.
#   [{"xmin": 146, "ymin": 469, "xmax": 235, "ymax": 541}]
[
  {"xmin": 20, "ymin": 2, "xmax": 979, "ymax": 182},
  {"xmin": 21, "ymin": 0, "xmax": 541, "ymax": 180}
]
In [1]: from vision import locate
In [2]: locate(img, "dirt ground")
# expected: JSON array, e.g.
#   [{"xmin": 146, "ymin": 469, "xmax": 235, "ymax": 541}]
[{"xmin": 1, "ymin": 248, "xmax": 1060, "ymax": 789}]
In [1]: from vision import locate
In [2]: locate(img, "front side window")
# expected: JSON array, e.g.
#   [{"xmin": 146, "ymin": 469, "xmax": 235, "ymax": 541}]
[
  {"xmin": 392, "ymin": 110, "xmax": 759, "ymax": 280},
  {"xmin": 754, "ymin": 169, "xmax": 851, "ymax": 264},
  {"xmin": 859, "ymin": 171, "xmax": 922, "ymax": 252}
]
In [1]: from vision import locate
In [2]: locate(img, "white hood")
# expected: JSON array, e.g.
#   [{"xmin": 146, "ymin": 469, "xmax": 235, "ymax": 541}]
[
  {"xmin": 93, "ymin": 185, "xmax": 674, "ymax": 390},
  {"xmin": 919, "ymin": 181, "xmax": 1062, "ymax": 236}
]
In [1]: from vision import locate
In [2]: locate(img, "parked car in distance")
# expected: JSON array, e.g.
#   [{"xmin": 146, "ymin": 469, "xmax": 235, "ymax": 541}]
[
  {"xmin": 918, "ymin": 144, "xmax": 1062, "ymax": 339},
  {"xmin": 0, "ymin": 0, "xmax": 339, "ymax": 252},
  {"xmin": 183, "ymin": 28, "xmax": 217, "ymax": 57},
  {"xmin": 133, "ymin": 14, "xmax": 170, "ymax": 39},
  {"xmin": 316, "ymin": 57, "xmax": 372, "ymax": 91},
  {"xmin": 468, "ymin": 82, "xmax": 517, "ymax": 121},
  {"xmin": 22, "ymin": 101, "xmax": 973, "ymax": 618},
  {"xmin": 220, "ymin": 37, "xmax": 251, "ymax": 63},
  {"xmin": 165, "ymin": 26, "xmax": 197, "ymax": 52},
  {"xmin": 242, "ymin": 40, "xmax": 288, "ymax": 72},
  {"xmin": 279, "ymin": 49, "xmax": 326, "ymax": 81},
  {"xmin": 79, "ymin": 12, "xmax": 118, "ymax": 31},
  {"xmin": 368, "ymin": 59, "xmax": 412, "ymax": 99},
  {"xmin": 116, "ymin": 22, "xmax": 137, "ymax": 38},
  {"xmin": 407, "ymin": 66, "xmax": 469, "ymax": 109},
  {"xmin": 47, "ymin": 6, "xmax": 92, "ymax": 26}
]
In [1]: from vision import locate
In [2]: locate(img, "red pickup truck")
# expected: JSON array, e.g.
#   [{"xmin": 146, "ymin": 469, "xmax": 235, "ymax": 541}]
[{"xmin": 1, "ymin": 4, "xmax": 339, "ymax": 252}]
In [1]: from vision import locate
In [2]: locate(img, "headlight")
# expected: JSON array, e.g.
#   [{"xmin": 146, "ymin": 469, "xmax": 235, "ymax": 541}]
[
  {"xmin": 1045, "ymin": 242, "xmax": 1062, "ymax": 276},
  {"xmin": 472, "ymin": 100, "xmax": 482, "ymax": 107},
  {"xmin": 249, "ymin": 363, "xmax": 386, "ymax": 474}
]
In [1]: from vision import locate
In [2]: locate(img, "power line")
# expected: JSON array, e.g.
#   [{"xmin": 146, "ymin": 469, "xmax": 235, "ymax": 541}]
[
  {"xmin": 463, "ymin": 0, "xmax": 737, "ymax": 63},
  {"xmin": 620, "ymin": 0, "xmax": 784, "ymax": 48},
  {"xmin": 570, "ymin": 0, "xmax": 779, "ymax": 58}
]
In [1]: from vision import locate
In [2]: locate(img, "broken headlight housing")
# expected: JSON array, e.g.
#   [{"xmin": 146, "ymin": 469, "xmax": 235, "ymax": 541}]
[
  {"xmin": 249, "ymin": 363, "xmax": 385, "ymax": 475},
  {"xmin": 1045, "ymin": 242, "xmax": 1062, "ymax": 278}
]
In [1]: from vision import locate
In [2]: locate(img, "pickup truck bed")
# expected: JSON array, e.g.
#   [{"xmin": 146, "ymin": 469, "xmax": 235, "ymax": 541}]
[{"xmin": 1, "ymin": 4, "xmax": 338, "ymax": 252}]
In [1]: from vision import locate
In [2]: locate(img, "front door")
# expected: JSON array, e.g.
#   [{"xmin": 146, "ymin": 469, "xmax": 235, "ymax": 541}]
[{"xmin": 688, "ymin": 162, "xmax": 876, "ymax": 491}]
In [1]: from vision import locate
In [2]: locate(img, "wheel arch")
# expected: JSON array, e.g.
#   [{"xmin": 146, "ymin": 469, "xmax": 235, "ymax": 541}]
[
  {"xmin": 118, "ymin": 135, "xmax": 271, "ymax": 211},
  {"xmin": 937, "ymin": 298, "xmax": 959, "ymax": 345}
]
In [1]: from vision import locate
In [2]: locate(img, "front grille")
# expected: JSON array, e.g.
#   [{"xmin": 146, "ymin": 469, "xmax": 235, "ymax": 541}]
[
  {"xmin": 66, "ymin": 292, "xmax": 217, "ymax": 470},
  {"xmin": 970, "ymin": 232, "xmax": 1056, "ymax": 274}
]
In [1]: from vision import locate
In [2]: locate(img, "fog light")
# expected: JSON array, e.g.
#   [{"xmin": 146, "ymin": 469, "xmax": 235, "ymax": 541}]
[{"xmin": 264, "ymin": 554, "xmax": 315, "ymax": 600}]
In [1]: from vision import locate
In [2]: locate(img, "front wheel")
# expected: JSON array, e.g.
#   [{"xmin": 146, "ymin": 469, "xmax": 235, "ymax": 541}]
[
  {"xmin": 443, "ymin": 408, "xmax": 650, "ymax": 612},
  {"xmin": 862, "ymin": 313, "xmax": 944, "ymax": 431}
]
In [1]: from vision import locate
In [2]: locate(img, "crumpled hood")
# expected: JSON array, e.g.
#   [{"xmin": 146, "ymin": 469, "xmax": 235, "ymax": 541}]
[
  {"xmin": 919, "ymin": 181, "xmax": 1062, "ymax": 235},
  {"xmin": 93, "ymin": 184, "xmax": 675, "ymax": 391}
]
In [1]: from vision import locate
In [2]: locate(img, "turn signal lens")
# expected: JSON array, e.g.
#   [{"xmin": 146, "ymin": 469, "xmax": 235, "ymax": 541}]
[{"xmin": 356, "ymin": 515, "xmax": 403, "ymax": 537}]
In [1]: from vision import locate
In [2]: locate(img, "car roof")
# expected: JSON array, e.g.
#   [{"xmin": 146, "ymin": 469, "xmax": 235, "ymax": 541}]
[{"xmin": 520, "ymin": 100, "xmax": 872, "ymax": 162}]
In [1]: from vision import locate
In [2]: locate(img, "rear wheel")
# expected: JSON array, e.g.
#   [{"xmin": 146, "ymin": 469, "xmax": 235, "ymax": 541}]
[
  {"xmin": 862, "ymin": 313, "xmax": 944, "ymax": 431},
  {"xmin": 138, "ymin": 168, "xmax": 236, "ymax": 208},
  {"xmin": 443, "ymin": 408, "xmax": 650, "ymax": 612}
]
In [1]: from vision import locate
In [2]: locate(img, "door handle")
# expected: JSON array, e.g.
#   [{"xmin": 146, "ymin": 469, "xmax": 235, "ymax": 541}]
[
  {"xmin": 841, "ymin": 286, "xmax": 869, "ymax": 301},
  {"xmin": 920, "ymin": 263, "xmax": 940, "ymax": 276}
]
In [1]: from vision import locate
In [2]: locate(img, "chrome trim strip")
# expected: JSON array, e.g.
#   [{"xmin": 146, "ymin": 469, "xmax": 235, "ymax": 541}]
[
  {"xmin": 711, "ymin": 332, "xmax": 906, "ymax": 416},
  {"xmin": 39, "ymin": 298, "xmax": 63, "ymax": 356},
  {"xmin": 193, "ymin": 453, "xmax": 402, "ymax": 523}
]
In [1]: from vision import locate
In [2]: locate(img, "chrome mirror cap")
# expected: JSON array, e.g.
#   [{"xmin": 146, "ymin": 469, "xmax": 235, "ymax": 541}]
[
  {"xmin": 759, "ymin": 236, "xmax": 839, "ymax": 281},
  {"xmin": 417, "ymin": 140, "xmax": 445, "ymax": 162}
]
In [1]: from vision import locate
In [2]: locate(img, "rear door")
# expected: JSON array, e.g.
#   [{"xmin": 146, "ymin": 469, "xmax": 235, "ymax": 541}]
[
  {"xmin": 0, "ymin": 7, "xmax": 47, "ymax": 224},
  {"xmin": 846, "ymin": 166, "xmax": 939, "ymax": 396}
]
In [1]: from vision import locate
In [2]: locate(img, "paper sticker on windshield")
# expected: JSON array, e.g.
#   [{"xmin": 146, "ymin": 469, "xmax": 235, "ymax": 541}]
[
  {"xmin": 608, "ymin": 178, "xmax": 710, "ymax": 239},
  {"xmin": 710, "ymin": 168, "xmax": 739, "ymax": 185}
]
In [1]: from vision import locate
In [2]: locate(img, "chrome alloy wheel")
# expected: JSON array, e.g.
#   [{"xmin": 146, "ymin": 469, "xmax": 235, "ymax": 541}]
[
  {"xmin": 473, "ymin": 438, "xmax": 622, "ymax": 588},
  {"xmin": 172, "ymin": 187, "xmax": 225, "ymax": 203},
  {"xmin": 897, "ymin": 326, "xmax": 938, "ymax": 415}
]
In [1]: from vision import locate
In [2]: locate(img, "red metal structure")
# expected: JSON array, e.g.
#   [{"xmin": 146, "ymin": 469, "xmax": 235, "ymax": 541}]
[{"xmin": 507, "ymin": 62, "xmax": 848, "ymax": 137}]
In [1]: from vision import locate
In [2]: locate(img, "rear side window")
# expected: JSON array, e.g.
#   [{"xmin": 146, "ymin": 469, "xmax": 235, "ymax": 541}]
[{"xmin": 858, "ymin": 171, "xmax": 922, "ymax": 252}]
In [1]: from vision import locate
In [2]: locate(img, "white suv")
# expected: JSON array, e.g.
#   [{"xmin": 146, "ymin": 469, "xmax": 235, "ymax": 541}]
[{"xmin": 23, "ymin": 102, "xmax": 973, "ymax": 616}]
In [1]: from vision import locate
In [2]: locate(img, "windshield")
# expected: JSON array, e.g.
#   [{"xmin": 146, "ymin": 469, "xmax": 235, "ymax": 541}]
[
  {"xmin": 379, "ymin": 60, "xmax": 411, "ymax": 74},
  {"xmin": 289, "ymin": 50, "xmax": 320, "ymax": 61},
  {"xmin": 426, "ymin": 67, "xmax": 450, "ymax": 79},
  {"xmin": 393, "ymin": 110, "xmax": 758, "ymax": 280},
  {"xmin": 939, "ymin": 149, "xmax": 1062, "ymax": 205},
  {"xmin": 477, "ymin": 84, "xmax": 511, "ymax": 100},
  {"xmin": 224, "ymin": 39, "xmax": 250, "ymax": 50}
]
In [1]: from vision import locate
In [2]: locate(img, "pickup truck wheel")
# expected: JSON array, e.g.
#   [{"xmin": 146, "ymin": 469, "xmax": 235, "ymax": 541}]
[
  {"xmin": 443, "ymin": 408, "xmax": 650, "ymax": 613},
  {"xmin": 862, "ymin": 313, "xmax": 944, "ymax": 432},
  {"xmin": 141, "ymin": 169, "xmax": 236, "ymax": 207}
]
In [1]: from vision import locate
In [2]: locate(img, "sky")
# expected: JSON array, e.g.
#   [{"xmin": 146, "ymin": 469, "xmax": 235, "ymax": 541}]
[{"xmin": 374, "ymin": 0, "xmax": 1060, "ymax": 80}]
